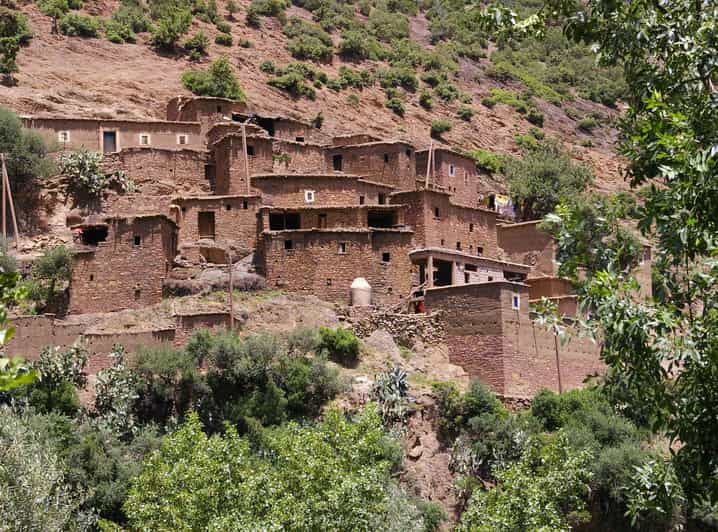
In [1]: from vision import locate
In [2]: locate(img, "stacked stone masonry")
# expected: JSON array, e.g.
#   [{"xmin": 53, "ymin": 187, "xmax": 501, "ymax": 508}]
[{"xmin": 17, "ymin": 96, "xmax": 654, "ymax": 397}]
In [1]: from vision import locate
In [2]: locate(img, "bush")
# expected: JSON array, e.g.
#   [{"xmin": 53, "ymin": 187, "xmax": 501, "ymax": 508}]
[
  {"xmin": 104, "ymin": 19, "xmax": 136, "ymax": 43},
  {"xmin": 59, "ymin": 149, "xmax": 134, "ymax": 199},
  {"xmin": 368, "ymin": 9, "xmax": 409, "ymax": 42},
  {"xmin": 470, "ymin": 149, "xmax": 503, "ymax": 174},
  {"xmin": 183, "ymin": 31, "xmax": 209, "ymax": 59},
  {"xmin": 25, "ymin": 244, "xmax": 73, "ymax": 312},
  {"xmin": 284, "ymin": 17, "xmax": 333, "ymax": 62},
  {"xmin": 419, "ymin": 89, "xmax": 432, "ymax": 109},
  {"xmin": 338, "ymin": 29, "xmax": 385, "ymax": 60},
  {"xmin": 239, "ymin": 38, "xmax": 252, "ymax": 48},
  {"xmin": 421, "ymin": 69, "xmax": 445, "ymax": 87},
  {"xmin": 215, "ymin": 19, "xmax": 231, "ymax": 33},
  {"xmin": 182, "ymin": 57, "xmax": 246, "ymax": 101},
  {"xmin": 0, "ymin": 107, "xmax": 52, "ymax": 193},
  {"xmin": 526, "ymin": 106, "xmax": 544, "ymax": 127},
  {"xmin": 577, "ymin": 116, "xmax": 599, "ymax": 133},
  {"xmin": 259, "ymin": 60, "xmax": 275, "ymax": 74},
  {"xmin": 430, "ymin": 119, "xmax": 451, "ymax": 138},
  {"xmin": 214, "ymin": 32, "xmax": 232, "ymax": 46},
  {"xmin": 150, "ymin": 8, "xmax": 191, "ymax": 51},
  {"xmin": 346, "ymin": 93, "xmax": 360, "ymax": 107},
  {"xmin": 318, "ymin": 326, "xmax": 360, "ymax": 366},
  {"xmin": 58, "ymin": 13, "xmax": 101, "ymax": 37},
  {"xmin": 246, "ymin": 0, "xmax": 286, "ymax": 27},
  {"xmin": 226, "ymin": 0, "xmax": 238, "ymax": 17},
  {"xmin": 267, "ymin": 62, "xmax": 319, "ymax": 99},
  {"xmin": 481, "ymin": 95, "xmax": 496, "ymax": 108},
  {"xmin": 417, "ymin": 500, "xmax": 448, "ymax": 531},
  {"xmin": 434, "ymin": 81, "xmax": 458, "ymax": 102},
  {"xmin": 457, "ymin": 104, "xmax": 474, "ymax": 120},
  {"xmin": 112, "ymin": 2, "xmax": 151, "ymax": 33},
  {"xmin": 385, "ymin": 96, "xmax": 405, "ymax": 116},
  {"xmin": 378, "ymin": 65, "xmax": 418, "ymax": 92}
]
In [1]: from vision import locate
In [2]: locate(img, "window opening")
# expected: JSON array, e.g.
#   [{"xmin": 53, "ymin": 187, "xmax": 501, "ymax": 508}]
[
  {"xmin": 284, "ymin": 239, "xmax": 294, "ymax": 250},
  {"xmin": 332, "ymin": 154, "xmax": 343, "ymax": 171},
  {"xmin": 382, "ymin": 252, "xmax": 391, "ymax": 262}
]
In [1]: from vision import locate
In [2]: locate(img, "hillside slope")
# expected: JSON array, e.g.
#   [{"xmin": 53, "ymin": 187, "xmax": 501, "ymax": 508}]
[{"xmin": 2, "ymin": 0, "xmax": 628, "ymax": 194}]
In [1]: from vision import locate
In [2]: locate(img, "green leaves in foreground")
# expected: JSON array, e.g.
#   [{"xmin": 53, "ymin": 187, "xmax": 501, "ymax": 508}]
[{"xmin": 125, "ymin": 405, "xmax": 399, "ymax": 530}]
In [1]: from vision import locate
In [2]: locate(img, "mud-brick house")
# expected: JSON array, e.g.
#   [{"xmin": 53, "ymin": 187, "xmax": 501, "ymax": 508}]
[
  {"xmin": 166, "ymin": 96, "xmax": 248, "ymax": 123},
  {"xmin": 416, "ymin": 148, "xmax": 483, "ymax": 207},
  {"xmin": 211, "ymin": 133, "xmax": 274, "ymax": 194},
  {"xmin": 22, "ymin": 117, "xmax": 203, "ymax": 153},
  {"xmin": 392, "ymin": 189, "xmax": 500, "ymax": 257},
  {"xmin": 68, "ymin": 214, "xmax": 177, "ymax": 314},
  {"xmin": 325, "ymin": 141, "xmax": 417, "ymax": 190}
]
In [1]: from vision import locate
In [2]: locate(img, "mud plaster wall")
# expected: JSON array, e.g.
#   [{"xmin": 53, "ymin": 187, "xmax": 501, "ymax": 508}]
[
  {"xmin": 253, "ymin": 176, "xmax": 364, "ymax": 207},
  {"xmin": 260, "ymin": 206, "xmax": 406, "ymax": 232},
  {"xmin": 425, "ymin": 283, "xmax": 602, "ymax": 397},
  {"xmin": 24, "ymin": 118, "xmax": 203, "ymax": 152},
  {"xmin": 326, "ymin": 144, "xmax": 416, "ymax": 190},
  {"xmin": 259, "ymin": 230, "xmax": 414, "ymax": 306},
  {"xmin": 416, "ymin": 151, "xmax": 480, "ymax": 208},
  {"xmin": 393, "ymin": 191, "xmax": 499, "ymax": 257},
  {"xmin": 103, "ymin": 149, "xmax": 210, "ymax": 196},
  {"xmin": 273, "ymin": 141, "xmax": 328, "ymax": 174},
  {"xmin": 213, "ymin": 136, "xmax": 274, "ymax": 194},
  {"xmin": 69, "ymin": 218, "xmax": 176, "ymax": 314},
  {"xmin": 176, "ymin": 196, "xmax": 260, "ymax": 249},
  {"xmin": 497, "ymin": 222, "xmax": 557, "ymax": 277}
]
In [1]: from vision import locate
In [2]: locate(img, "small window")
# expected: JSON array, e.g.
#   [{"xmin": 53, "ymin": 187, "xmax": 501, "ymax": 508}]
[
  {"xmin": 133, "ymin": 235, "xmax": 141, "ymax": 246},
  {"xmin": 449, "ymin": 164, "xmax": 456, "ymax": 177},
  {"xmin": 382, "ymin": 252, "xmax": 391, "ymax": 262},
  {"xmin": 326, "ymin": 278, "xmax": 332, "ymax": 286},
  {"xmin": 177, "ymin": 134, "xmax": 188, "ymax": 145},
  {"xmin": 488, "ymin": 276, "xmax": 493, "ymax": 281},
  {"xmin": 246, "ymin": 145, "xmax": 255, "ymax": 156},
  {"xmin": 359, "ymin": 195, "xmax": 365, "ymax": 205},
  {"xmin": 181, "ymin": 206, "xmax": 187, "ymax": 213},
  {"xmin": 469, "ymin": 223, "xmax": 474, "ymax": 232},
  {"xmin": 338, "ymin": 242, "xmax": 347, "ymax": 254},
  {"xmin": 58, "ymin": 131, "xmax": 70, "ymax": 143},
  {"xmin": 89, "ymin": 274, "xmax": 94, "ymax": 281},
  {"xmin": 378, "ymin": 193, "xmax": 386, "ymax": 205},
  {"xmin": 440, "ymin": 239, "xmax": 445, "ymax": 246},
  {"xmin": 139, "ymin": 133, "xmax": 150, "ymax": 146},
  {"xmin": 242, "ymin": 200, "xmax": 248, "ymax": 210},
  {"xmin": 226, "ymin": 204, "xmax": 232, "ymax": 211},
  {"xmin": 217, "ymin": 105, "xmax": 222, "ymax": 113},
  {"xmin": 295, "ymin": 136, "xmax": 304, "ymax": 142},
  {"xmin": 284, "ymin": 239, "xmax": 294, "ymax": 250},
  {"xmin": 405, "ymin": 148, "xmax": 411, "ymax": 157},
  {"xmin": 456, "ymin": 242, "xmax": 462, "ymax": 251},
  {"xmin": 332, "ymin": 154, "xmax": 343, "ymax": 171},
  {"xmin": 304, "ymin": 190, "xmax": 315, "ymax": 203},
  {"xmin": 434, "ymin": 207, "xmax": 440, "ymax": 218},
  {"xmin": 464, "ymin": 272, "xmax": 470, "ymax": 283},
  {"xmin": 512, "ymin": 294, "xmax": 520, "ymax": 310},
  {"xmin": 383, "ymin": 153, "xmax": 389, "ymax": 163},
  {"xmin": 134, "ymin": 288, "xmax": 141, "ymax": 300},
  {"xmin": 477, "ymin": 246, "xmax": 484, "ymax": 256}
]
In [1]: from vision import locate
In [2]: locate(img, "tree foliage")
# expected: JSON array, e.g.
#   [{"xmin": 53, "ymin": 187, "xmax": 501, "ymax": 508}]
[
  {"xmin": 58, "ymin": 149, "xmax": 134, "ymax": 199},
  {"xmin": 181, "ymin": 57, "xmax": 246, "ymax": 101}
]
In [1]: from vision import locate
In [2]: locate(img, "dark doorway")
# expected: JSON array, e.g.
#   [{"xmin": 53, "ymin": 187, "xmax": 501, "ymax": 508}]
[
  {"xmin": 81, "ymin": 225, "xmax": 108, "ymax": 246},
  {"xmin": 318, "ymin": 213, "xmax": 327, "ymax": 228},
  {"xmin": 102, "ymin": 131, "xmax": 117, "ymax": 153},
  {"xmin": 332, "ymin": 154, "xmax": 343, "ymax": 171},
  {"xmin": 204, "ymin": 164, "xmax": 216, "ymax": 191},
  {"xmin": 198, "ymin": 211, "xmax": 216, "ymax": 240},
  {"xmin": 434, "ymin": 260, "xmax": 453, "ymax": 286},
  {"xmin": 269, "ymin": 212, "xmax": 301, "ymax": 230},
  {"xmin": 368, "ymin": 210, "xmax": 394, "ymax": 228},
  {"xmin": 256, "ymin": 117, "xmax": 276, "ymax": 137}
]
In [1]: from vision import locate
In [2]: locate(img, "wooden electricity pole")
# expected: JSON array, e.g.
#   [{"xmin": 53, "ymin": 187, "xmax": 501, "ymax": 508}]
[
  {"xmin": 425, "ymin": 140, "xmax": 433, "ymax": 190},
  {"xmin": 241, "ymin": 121, "xmax": 251, "ymax": 195},
  {"xmin": 0, "ymin": 154, "xmax": 19, "ymax": 249},
  {"xmin": 226, "ymin": 247, "xmax": 234, "ymax": 331}
]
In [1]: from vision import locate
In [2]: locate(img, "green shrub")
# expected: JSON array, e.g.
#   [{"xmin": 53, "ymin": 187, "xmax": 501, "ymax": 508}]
[
  {"xmin": 457, "ymin": 104, "xmax": 474, "ymax": 120},
  {"xmin": 430, "ymin": 119, "xmax": 451, "ymax": 138},
  {"xmin": 259, "ymin": 60, "xmax": 275, "ymax": 73},
  {"xmin": 338, "ymin": 29, "xmax": 385, "ymax": 60},
  {"xmin": 181, "ymin": 57, "xmax": 246, "ymax": 100},
  {"xmin": 318, "ymin": 326, "xmax": 360, "ymax": 366},
  {"xmin": 215, "ymin": 19, "xmax": 231, "ymax": 33},
  {"xmin": 215, "ymin": 32, "xmax": 232, "ymax": 46},
  {"xmin": 112, "ymin": 1, "xmax": 151, "ymax": 33},
  {"xmin": 285, "ymin": 16, "xmax": 333, "ymax": 62},
  {"xmin": 268, "ymin": 62, "xmax": 320, "ymax": 99},
  {"xmin": 329, "ymin": 66, "xmax": 373, "ymax": 90},
  {"xmin": 183, "ymin": 31, "xmax": 209, "ymax": 59},
  {"xmin": 385, "ymin": 96, "xmax": 405, "ymax": 116},
  {"xmin": 421, "ymin": 69, "xmax": 445, "ymax": 87},
  {"xmin": 378, "ymin": 65, "xmax": 418, "ymax": 92},
  {"xmin": 150, "ymin": 8, "xmax": 191, "ymax": 51},
  {"xmin": 58, "ymin": 13, "xmax": 101, "ymax": 37},
  {"xmin": 577, "ymin": 116, "xmax": 599, "ymax": 133},
  {"xmin": 470, "ymin": 148, "xmax": 504, "ymax": 174},
  {"xmin": 58, "ymin": 149, "xmax": 134, "ymax": 198},
  {"xmin": 481, "ymin": 96, "xmax": 496, "ymax": 108},
  {"xmin": 346, "ymin": 93, "xmax": 360, "ymax": 107},
  {"xmin": 434, "ymin": 81, "xmax": 458, "ymax": 102},
  {"xmin": 246, "ymin": 0, "xmax": 286, "ymax": 27},
  {"xmin": 417, "ymin": 500, "xmax": 447, "ymax": 531},
  {"xmin": 526, "ymin": 106, "xmax": 544, "ymax": 127},
  {"xmin": 104, "ymin": 19, "xmax": 135, "ymax": 43},
  {"xmin": 226, "ymin": 0, "xmax": 238, "ymax": 17},
  {"xmin": 419, "ymin": 89, "xmax": 432, "ymax": 109},
  {"xmin": 368, "ymin": 9, "xmax": 409, "ymax": 42},
  {"xmin": 239, "ymin": 38, "xmax": 252, "ymax": 48}
]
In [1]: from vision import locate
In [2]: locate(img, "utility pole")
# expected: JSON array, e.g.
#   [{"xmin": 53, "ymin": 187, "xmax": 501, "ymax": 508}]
[
  {"xmin": 226, "ymin": 247, "xmax": 234, "ymax": 331},
  {"xmin": 0, "ymin": 154, "xmax": 18, "ymax": 249},
  {"xmin": 425, "ymin": 140, "xmax": 432, "ymax": 190},
  {"xmin": 241, "ymin": 120, "xmax": 251, "ymax": 195},
  {"xmin": 554, "ymin": 334, "xmax": 563, "ymax": 393}
]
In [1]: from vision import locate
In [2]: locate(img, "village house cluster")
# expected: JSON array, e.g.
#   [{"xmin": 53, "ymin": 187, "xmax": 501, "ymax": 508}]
[{"xmin": 21, "ymin": 96, "xmax": 653, "ymax": 396}]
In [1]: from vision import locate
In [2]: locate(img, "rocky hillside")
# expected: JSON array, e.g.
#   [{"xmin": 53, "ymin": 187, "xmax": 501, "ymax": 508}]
[{"xmin": 2, "ymin": 0, "xmax": 628, "ymax": 194}]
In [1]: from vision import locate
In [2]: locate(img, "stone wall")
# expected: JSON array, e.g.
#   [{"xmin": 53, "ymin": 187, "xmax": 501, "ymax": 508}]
[
  {"xmin": 393, "ymin": 190, "xmax": 499, "ymax": 257},
  {"xmin": 69, "ymin": 216, "xmax": 176, "ymax": 314},
  {"xmin": 103, "ymin": 148, "xmax": 210, "ymax": 196},
  {"xmin": 416, "ymin": 150, "xmax": 481, "ymax": 207},
  {"xmin": 24, "ymin": 117, "xmax": 203, "ymax": 152},
  {"xmin": 325, "ymin": 143, "xmax": 416, "ymax": 190},
  {"xmin": 253, "ymin": 175, "xmax": 365, "ymax": 207},
  {"xmin": 259, "ymin": 205, "xmax": 406, "ymax": 232},
  {"xmin": 213, "ymin": 135, "xmax": 274, "ymax": 194},
  {"xmin": 425, "ymin": 282, "xmax": 602, "ymax": 397},
  {"xmin": 258, "ymin": 229, "xmax": 415, "ymax": 306},
  {"xmin": 347, "ymin": 310, "xmax": 445, "ymax": 346},
  {"xmin": 175, "ymin": 195, "xmax": 261, "ymax": 249},
  {"xmin": 273, "ymin": 140, "xmax": 328, "ymax": 173},
  {"xmin": 167, "ymin": 96, "xmax": 247, "ymax": 122},
  {"xmin": 497, "ymin": 221, "xmax": 557, "ymax": 277}
]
